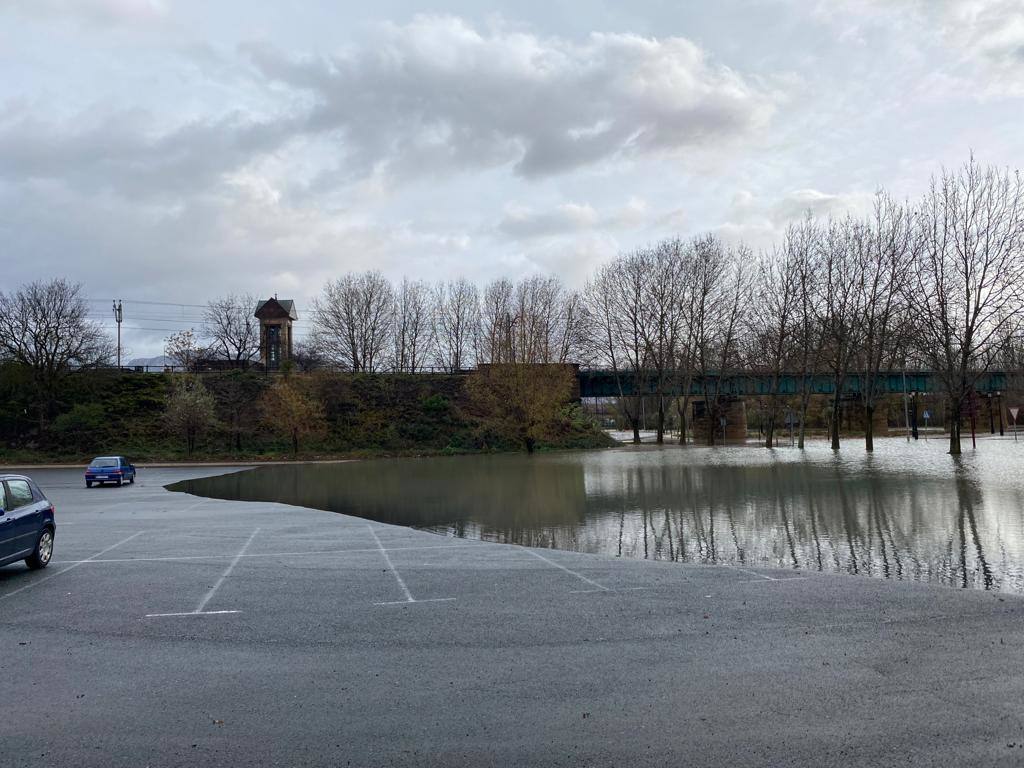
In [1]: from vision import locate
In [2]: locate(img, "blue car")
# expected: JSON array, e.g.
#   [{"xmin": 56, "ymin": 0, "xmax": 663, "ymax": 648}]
[
  {"xmin": 0, "ymin": 474, "xmax": 55, "ymax": 570},
  {"xmin": 85, "ymin": 456, "xmax": 137, "ymax": 488}
]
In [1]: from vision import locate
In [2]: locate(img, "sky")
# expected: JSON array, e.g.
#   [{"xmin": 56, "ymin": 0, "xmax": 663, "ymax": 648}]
[{"xmin": 2, "ymin": 0, "xmax": 1023, "ymax": 356}]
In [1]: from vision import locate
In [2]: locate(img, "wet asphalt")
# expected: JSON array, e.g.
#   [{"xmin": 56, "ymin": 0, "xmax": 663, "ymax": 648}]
[{"xmin": 2, "ymin": 466, "xmax": 1023, "ymax": 767}]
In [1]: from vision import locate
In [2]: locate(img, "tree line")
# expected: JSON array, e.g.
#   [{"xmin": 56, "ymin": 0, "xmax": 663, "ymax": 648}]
[
  {"xmin": 586, "ymin": 159, "xmax": 1024, "ymax": 455},
  {"xmin": 1, "ymin": 157, "xmax": 1022, "ymax": 455}
]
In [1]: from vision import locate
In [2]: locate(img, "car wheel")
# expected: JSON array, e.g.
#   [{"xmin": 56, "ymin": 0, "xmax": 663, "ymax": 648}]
[
  {"xmin": 116, "ymin": 478, "xmax": 123, "ymax": 487},
  {"xmin": 86, "ymin": 480, "xmax": 92, "ymax": 488},
  {"xmin": 129, "ymin": 475, "xmax": 135, "ymax": 485},
  {"xmin": 25, "ymin": 528, "xmax": 54, "ymax": 570}
]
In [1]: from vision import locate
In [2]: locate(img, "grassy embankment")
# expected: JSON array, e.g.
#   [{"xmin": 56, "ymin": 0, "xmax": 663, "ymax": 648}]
[{"xmin": 0, "ymin": 367, "xmax": 613, "ymax": 464}]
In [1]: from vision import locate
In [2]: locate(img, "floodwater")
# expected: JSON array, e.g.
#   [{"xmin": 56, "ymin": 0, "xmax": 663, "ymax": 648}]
[{"xmin": 170, "ymin": 437, "xmax": 1024, "ymax": 593}]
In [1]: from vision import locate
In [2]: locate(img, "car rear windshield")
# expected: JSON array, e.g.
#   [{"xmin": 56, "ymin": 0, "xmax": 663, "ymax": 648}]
[{"xmin": 92, "ymin": 458, "xmax": 119, "ymax": 467}]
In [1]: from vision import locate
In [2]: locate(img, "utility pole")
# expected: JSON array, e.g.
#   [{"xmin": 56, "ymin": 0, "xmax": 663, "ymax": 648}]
[{"xmin": 113, "ymin": 299, "xmax": 123, "ymax": 369}]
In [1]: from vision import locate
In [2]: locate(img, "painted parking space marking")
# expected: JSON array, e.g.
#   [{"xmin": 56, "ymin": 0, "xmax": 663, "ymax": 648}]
[
  {"xmin": 368, "ymin": 525, "xmax": 456, "ymax": 606},
  {"xmin": 144, "ymin": 610, "xmax": 242, "ymax": 618},
  {"xmin": 520, "ymin": 547, "xmax": 610, "ymax": 592},
  {"xmin": 50, "ymin": 543, "xmax": 476, "ymax": 566},
  {"xmin": 725, "ymin": 564, "xmax": 806, "ymax": 582},
  {"xmin": 144, "ymin": 527, "xmax": 259, "ymax": 618},
  {"xmin": 0, "ymin": 531, "xmax": 146, "ymax": 601}
]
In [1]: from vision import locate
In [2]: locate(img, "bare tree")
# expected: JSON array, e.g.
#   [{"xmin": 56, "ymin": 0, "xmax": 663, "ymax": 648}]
[
  {"xmin": 816, "ymin": 217, "xmax": 867, "ymax": 450},
  {"xmin": 585, "ymin": 253, "xmax": 648, "ymax": 443},
  {"xmin": 312, "ymin": 271, "xmax": 396, "ymax": 372},
  {"xmin": 788, "ymin": 216, "xmax": 825, "ymax": 448},
  {"xmin": 164, "ymin": 329, "xmax": 202, "ymax": 371},
  {"xmin": 689, "ymin": 236, "xmax": 751, "ymax": 446},
  {"xmin": 477, "ymin": 276, "xmax": 586, "ymax": 365},
  {"xmin": 0, "ymin": 278, "xmax": 112, "ymax": 430},
  {"xmin": 748, "ymin": 240, "xmax": 801, "ymax": 448},
  {"xmin": 857, "ymin": 192, "xmax": 913, "ymax": 451},
  {"xmin": 433, "ymin": 278, "xmax": 479, "ymax": 372},
  {"xmin": 911, "ymin": 157, "xmax": 1024, "ymax": 454},
  {"xmin": 392, "ymin": 278, "xmax": 433, "ymax": 372},
  {"xmin": 477, "ymin": 278, "xmax": 515, "ymax": 364},
  {"xmin": 203, "ymin": 293, "xmax": 260, "ymax": 365},
  {"xmin": 640, "ymin": 240, "xmax": 687, "ymax": 443}
]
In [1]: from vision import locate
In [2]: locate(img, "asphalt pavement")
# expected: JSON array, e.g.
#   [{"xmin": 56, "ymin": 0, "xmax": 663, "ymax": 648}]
[{"xmin": 2, "ymin": 466, "xmax": 1023, "ymax": 767}]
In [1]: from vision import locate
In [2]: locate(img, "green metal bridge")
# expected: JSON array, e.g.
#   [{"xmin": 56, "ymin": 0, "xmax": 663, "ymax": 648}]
[{"xmin": 577, "ymin": 370, "xmax": 1011, "ymax": 398}]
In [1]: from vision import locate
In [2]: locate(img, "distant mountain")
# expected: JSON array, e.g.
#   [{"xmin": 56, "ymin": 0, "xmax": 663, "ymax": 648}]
[{"xmin": 125, "ymin": 355, "xmax": 174, "ymax": 370}]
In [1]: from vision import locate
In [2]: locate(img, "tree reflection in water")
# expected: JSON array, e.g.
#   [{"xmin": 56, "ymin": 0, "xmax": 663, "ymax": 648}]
[{"xmin": 169, "ymin": 442, "xmax": 1024, "ymax": 593}]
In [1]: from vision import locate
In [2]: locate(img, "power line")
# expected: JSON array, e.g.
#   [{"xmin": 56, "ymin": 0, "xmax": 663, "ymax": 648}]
[{"xmin": 87, "ymin": 298, "xmax": 208, "ymax": 308}]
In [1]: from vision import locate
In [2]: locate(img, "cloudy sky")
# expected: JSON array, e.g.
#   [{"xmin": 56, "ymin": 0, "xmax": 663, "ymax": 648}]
[{"xmin": 2, "ymin": 0, "xmax": 1023, "ymax": 355}]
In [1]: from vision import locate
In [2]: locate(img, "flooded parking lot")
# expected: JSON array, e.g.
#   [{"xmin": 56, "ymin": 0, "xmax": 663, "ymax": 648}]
[{"xmin": 171, "ymin": 437, "xmax": 1024, "ymax": 593}]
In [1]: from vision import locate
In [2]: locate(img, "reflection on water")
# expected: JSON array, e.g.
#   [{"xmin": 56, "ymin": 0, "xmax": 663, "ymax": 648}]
[{"xmin": 169, "ymin": 439, "xmax": 1024, "ymax": 592}]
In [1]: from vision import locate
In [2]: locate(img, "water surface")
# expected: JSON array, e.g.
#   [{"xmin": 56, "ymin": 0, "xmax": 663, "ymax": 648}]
[{"xmin": 170, "ymin": 438, "xmax": 1024, "ymax": 592}]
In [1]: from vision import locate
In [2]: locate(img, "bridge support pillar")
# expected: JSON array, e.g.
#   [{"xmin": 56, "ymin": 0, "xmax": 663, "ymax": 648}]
[{"xmin": 692, "ymin": 397, "xmax": 748, "ymax": 443}]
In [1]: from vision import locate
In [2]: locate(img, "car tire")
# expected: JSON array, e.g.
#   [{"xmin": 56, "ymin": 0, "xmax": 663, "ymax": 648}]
[
  {"xmin": 116, "ymin": 478, "xmax": 123, "ymax": 487},
  {"xmin": 25, "ymin": 528, "xmax": 54, "ymax": 570},
  {"xmin": 129, "ymin": 475, "xmax": 135, "ymax": 485},
  {"xmin": 86, "ymin": 480, "xmax": 92, "ymax": 488}
]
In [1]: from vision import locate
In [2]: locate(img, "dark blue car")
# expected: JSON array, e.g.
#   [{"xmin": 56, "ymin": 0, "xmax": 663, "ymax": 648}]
[
  {"xmin": 0, "ymin": 474, "xmax": 55, "ymax": 570},
  {"xmin": 85, "ymin": 456, "xmax": 136, "ymax": 488}
]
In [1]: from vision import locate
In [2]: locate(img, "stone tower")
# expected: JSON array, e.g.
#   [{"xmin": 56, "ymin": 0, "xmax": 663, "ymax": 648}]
[{"xmin": 254, "ymin": 297, "xmax": 297, "ymax": 370}]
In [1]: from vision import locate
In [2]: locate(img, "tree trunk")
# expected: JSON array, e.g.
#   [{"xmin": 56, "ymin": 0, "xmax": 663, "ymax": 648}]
[
  {"xmin": 631, "ymin": 418, "xmax": 641, "ymax": 444},
  {"xmin": 292, "ymin": 430, "xmax": 299, "ymax": 456},
  {"xmin": 864, "ymin": 404, "xmax": 874, "ymax": 452},
  {"xmin": 830, "ymin": 396, "xmax": 842, "ymax": 450},
  {"xmin": 764, "ymin": 413, "xmax": 775, "ymax": 449},
  {"xmin": 797, "ymin": 390, "xmax": 811, "ymax": 449},
  {"xmin": 948, "ymin": 402, "xmax": 962, "ymax": 455},
  {"xmin": 677, "ymin": 397, "xmax": 688, "ymax": 445},
  {"xmin": 707, "ymin": 403, "xmax": 717, "ymax": 447},
  {"xmin": 656, "ymin": 396, "xmax": 665, "ymax": 444},
  {"xmin": 524, "ymin": 436, "xmax": 536, "ymax": 454}
]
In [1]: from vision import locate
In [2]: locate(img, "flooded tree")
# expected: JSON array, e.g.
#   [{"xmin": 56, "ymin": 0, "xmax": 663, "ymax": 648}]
[
  {"xmin": 857, "ymin": 193, "xmax": 913, "ymax": 451},
  {"xmin": 748, "ymin": 237, "xmax": 802, "ymax": 448},
  {"xmin": 584, "ymin": 254, "xmax": 648, "ymax": 444},
  {"xmin": 911, "ymin": 158, "xmax": 1024, "ymax": 455},
  {"xmin": 816, "ymin": 217, "xmax": 867, "ymax": 450},
  {"xmin": 640, "ymin": 240, "xmax": 688, "ymax": 444},
  {"xmin": 689, "ymin": 235, "xmax": 750, "ymax": 446}
]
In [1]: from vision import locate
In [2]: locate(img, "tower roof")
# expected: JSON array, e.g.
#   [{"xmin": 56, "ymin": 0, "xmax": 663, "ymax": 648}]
[{"xmin": 254, "ymin": 297, "xmax": 298, "ymax": 320}]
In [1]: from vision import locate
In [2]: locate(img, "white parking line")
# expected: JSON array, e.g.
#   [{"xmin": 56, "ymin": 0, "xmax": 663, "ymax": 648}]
[
  {"xmin": 144, "ymin": 527, "xmax": 259, "ymax": 618},
  {"xmin": 725, "ymin": 564, "xmax": 804, "ymax": 582},
  {"xmin": 520, "ymin": 547, "xmax": 609, "ymax": 592},
  {"xmin": 145, "ymin": 610, "xmax": 241, "ymax": 618},
  {"xmin": 368, "ymin": 525, "xmax": 455, "ymax": 606},
  {"xmin": 0, "ymin": 531, "xmax": 145, "ymax": 601},
  {"xmin": 51, "ymin": 543, "xmax": 476, "ymax": 566},
  {"xmin": 194, "ymin": 527, "xmax": 260, "ymax": 613}
]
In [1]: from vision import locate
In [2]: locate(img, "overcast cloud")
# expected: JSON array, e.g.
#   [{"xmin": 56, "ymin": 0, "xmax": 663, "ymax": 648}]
[{"xmin": 2, "ymin": 0, "xmax": 1022, "ymax": 355}]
